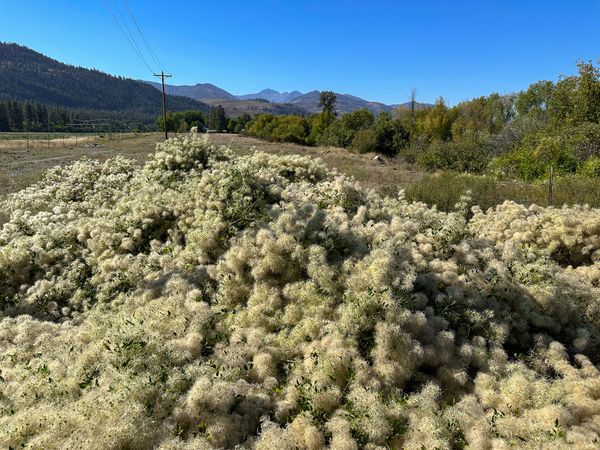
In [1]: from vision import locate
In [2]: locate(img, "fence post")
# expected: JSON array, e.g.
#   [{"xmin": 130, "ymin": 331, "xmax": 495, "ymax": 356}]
[
  {"xmin": 548, "ymin": 165, "xmax": 554, "ymax": 206},
  {"xmin": 26, "ymin": 132, "xmax": 29, "ymax": 150}
]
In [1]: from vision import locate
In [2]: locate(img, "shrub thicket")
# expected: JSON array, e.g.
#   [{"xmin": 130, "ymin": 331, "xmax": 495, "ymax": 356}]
[
  {"xmin": 247, "ymin": 114, "xmax": 311, "ymax": 144},
  {"xmin": 405, "ymin": 171, "xmax": 600, "ymax": 212},
  {"xmin": 491, "ymin": 136, "xmax": 579, "ymax": 181},
  {"xmin": 245, "ymin": 61, "xmax": 600, "ymax": 181}
]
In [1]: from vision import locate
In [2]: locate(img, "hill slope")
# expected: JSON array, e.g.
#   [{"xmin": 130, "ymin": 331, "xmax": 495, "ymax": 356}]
[
  {"xmin": 290, "ymin": 90, "xmax": 431, "ymax": 115},
  {"xmin": 0, "ymin": 43, "xmax": 208, "ymax": 115},
  {"xmin": 145, "ymin": 80, "xmax": 432, "ymax": 116},
  {"xmin": 201, "ymin": 98, "xmax": 308, "ymax": 117},
  {"xmin": 145, "ymin": 81, "xmax": 235, "ymax": 101}
]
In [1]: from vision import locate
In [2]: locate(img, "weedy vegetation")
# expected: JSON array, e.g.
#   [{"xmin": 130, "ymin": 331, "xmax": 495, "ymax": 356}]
[{"xmin": 1, "ymin": 136, "xmax": 600, "ymax": 449}]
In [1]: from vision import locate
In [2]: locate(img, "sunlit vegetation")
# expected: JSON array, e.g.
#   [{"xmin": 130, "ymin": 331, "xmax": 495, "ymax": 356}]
[
  {"xmin": 246, "ymin": 61, "xmax": 600, "ymax": 183},
  {"xmin": 1, "ymin": 136, "xmax": 600, "ymax": 448}
]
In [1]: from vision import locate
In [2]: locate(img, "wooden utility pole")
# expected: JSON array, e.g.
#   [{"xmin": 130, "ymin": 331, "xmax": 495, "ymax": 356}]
[{"xmin": 154, "ymin": 71, "xmax": 172, "ymax": 140}]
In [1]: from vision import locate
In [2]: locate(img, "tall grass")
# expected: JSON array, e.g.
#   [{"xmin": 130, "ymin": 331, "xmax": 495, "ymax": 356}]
[{"xmin": 405, "ymin": 172, "xmax": 600, "ymax": 211}]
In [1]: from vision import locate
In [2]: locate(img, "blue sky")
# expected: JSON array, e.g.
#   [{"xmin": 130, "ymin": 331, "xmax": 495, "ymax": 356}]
[{"xmin": 1, "ymin": 0, "xmax": 599, "ymax": 105}]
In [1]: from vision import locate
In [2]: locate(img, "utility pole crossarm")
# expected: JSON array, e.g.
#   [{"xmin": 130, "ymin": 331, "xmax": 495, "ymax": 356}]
[{"xmin": 154, "ymin": 71, "xmax": 172, "ymax": 140}]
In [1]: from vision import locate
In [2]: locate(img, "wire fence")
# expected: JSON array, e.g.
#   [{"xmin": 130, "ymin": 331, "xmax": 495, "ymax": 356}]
[{"xmin": 0, "ymin": 132, "xmax": 159, "ymax": 149}]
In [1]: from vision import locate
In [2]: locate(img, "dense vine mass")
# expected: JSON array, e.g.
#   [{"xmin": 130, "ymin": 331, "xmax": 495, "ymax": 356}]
[{"xmin": 1, "ymin": 136, "xmax": 600, "ymax": 449}]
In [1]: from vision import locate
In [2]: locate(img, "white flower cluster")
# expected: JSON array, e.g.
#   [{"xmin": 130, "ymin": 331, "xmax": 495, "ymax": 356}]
[{"xmin": 1, "ymin": 136, "xmax": 600, "ymax": 449}]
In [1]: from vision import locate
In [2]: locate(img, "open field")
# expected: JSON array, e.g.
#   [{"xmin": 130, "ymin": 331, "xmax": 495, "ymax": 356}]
[
  {"xmin": 2, "ymin": 132, "xmax": 600, "ymax": 212},
  {"xmin": 0, "ymin": 132, "xmax": 423, "ymax": 197},
  {"xmin": 208, "ymin": 133, "xmax": 424, "ymax": 192},
  {"xmin": 0, "ymin": 132, "xmax": 151, "ymax": 148},
  {"xmin": 0, "ymin": 133, "xmax": 161, "ymax": 195}
]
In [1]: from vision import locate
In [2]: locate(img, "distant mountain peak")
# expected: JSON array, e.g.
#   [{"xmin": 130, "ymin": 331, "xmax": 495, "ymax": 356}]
[{"xmin": 236, "ymin": 89, "xmax": 304, "ymax": 104}]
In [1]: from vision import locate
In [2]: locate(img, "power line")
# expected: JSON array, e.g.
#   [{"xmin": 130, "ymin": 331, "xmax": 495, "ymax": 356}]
[
  {"xmin": 100, "ymin": 0, "xmax": 154, "ymax": 74},
  {"xmin": 110, "ymin": 0, "xmax": 155, "ymax": 72},
  {"xmin": 121, "ymin": 0, "xmax": 167, "ymax": 72}
]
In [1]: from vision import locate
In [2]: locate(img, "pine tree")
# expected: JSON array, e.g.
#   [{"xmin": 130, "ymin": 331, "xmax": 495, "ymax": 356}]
[
  {"xmin": 24, "ymin": 103, "xmax": 35, "ymax": 130},
  {"xmin": 208, "ymin": 105, "xmax": 227, "ymax": 132},
  {"xmin": 318, "ymin": 91, "xmax": 337, "ymax": 115},
  {"xmin": 35, "ymin": 103, "xmax": 48, "ymax": 130},
  {"xmin": 0, "ymin": 103, "xmax": 10, "ymax": 131},
  {"xmin": 8, "ymin": 101, "xmax": 24, "ymax": 131}
]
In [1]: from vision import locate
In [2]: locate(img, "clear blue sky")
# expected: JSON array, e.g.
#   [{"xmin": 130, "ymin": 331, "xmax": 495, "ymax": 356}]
[{"xmin": 1, "ymin": 0, "xmax": 599, "ymax": 105}]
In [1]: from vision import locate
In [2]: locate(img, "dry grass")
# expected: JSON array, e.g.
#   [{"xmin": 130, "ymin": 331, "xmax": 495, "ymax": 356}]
[
  {"xmin": 208, "ymin": 134, "xmax": 424, "ymax": 193},
  {"xmin": 2, "ymin": 132, "xmax": 599, "ymax": 213},
  {"xmin": 0, "ymin": 135, "xmax": 96, "ymax": 150},
  {"xmin": 0, "ymin": 132, "xmax": 421, "ymax": 197},
  {"xmin": 0, "ymin": 133, "xmax": 161, "ymax": 196}
]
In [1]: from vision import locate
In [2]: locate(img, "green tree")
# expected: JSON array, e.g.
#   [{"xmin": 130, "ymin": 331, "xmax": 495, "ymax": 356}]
[
  {"xmin": 23, "ymin": 103, "xmax": 35, "ymax": 130},
  {"xmin": 516, "ymin": 80, "xmax": 555, "ymax": 122},
  {"xmin": 208, "ymin": 105, "xmax": 228, "ymax": 132},
  {"xmin": 342, "ymin": 108, "xmax": 374, "ymax": 131},
  {"xmin": 451, "ymin": 93, "xmax": 514, "ymax": 138},
  {"xmin": 416, "ymin": 97, "xmax": 456, "ymax": 141},
  {"xmin": 7, "ymin": 101, "xmax": 24, "ymax": 131},
  {"xmin": 351, "ymin": 128, "xmax": 378, "ymax": 153},
  {"xmin": 571, "ymin": 60, "xmax": 600, "ymax": 124},
  {"xmin": 178, "ymin": 120, "xmax": 190, "ymax": 133},
  {"xmin": 544, "ymin": 61, "xmax": 600, "ymax": 128},
  {"xmin": 372, "ymin": 112, "xmax": 409, "ymax": 155},
  {"xmin": 0, "ymin": 103, "xmax": 9, "ymax": 131},
  {"xmin": 319, "ymin": 109, "xmax": 375, "ymax": 147},
  {"xmin": 35, "ymin": 103, "xmax": 48, "ymax": 130},
  {"xmin": 308, "ymin": 111, "xmax": 335, "ymax": 144},
  {"xmin": 227, "ymin": 118, "xmax": 237, "ymax": 133},
  {"xmin": 237, "ymin": 113, "xmax": 252, "ymax": 130},
  {"xmin": 246, "ymin": 114, "xmax": 310, "ymax": 144},
  {"xmin": 318, "ymin": 91, "xmax": 337, "ymax": 115}
]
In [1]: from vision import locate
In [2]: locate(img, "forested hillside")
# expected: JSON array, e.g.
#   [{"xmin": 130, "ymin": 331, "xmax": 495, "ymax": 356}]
[
  {"xmin": 0, "ymin": 43, "xmax": 208, "ymax": 126},
  {"xmin": 145, "ymin": 81, "xmax": 236, "ymax": 101}
]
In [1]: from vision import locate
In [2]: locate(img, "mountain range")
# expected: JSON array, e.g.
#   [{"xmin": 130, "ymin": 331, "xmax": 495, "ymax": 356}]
[
  {"xmin": 143, "ymin": 82, "xmax": 430, "ymax": 116},
  {"xmin": 0, "ymin": 42, "xmax": 430, "ymax": 123},
  {"xmin": 236, "ymin": 89, "xmax": 304, "ymax": 103}
]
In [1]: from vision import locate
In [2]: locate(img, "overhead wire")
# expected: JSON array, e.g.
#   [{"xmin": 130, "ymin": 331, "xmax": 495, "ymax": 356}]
[
  {"xmin": 120, "ymin": 0, "xmax": 168, "ymax": 73},
  {"xmin": 110, "ymin": 0, "xmax": 156, "ymax": 72},
  {"xmin": 99, "ymin": 0, "xmax": 155, "ymax": 74}
]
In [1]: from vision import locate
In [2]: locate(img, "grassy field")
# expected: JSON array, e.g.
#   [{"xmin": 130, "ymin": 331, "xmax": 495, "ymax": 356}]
[
  {"xmin": 0, "ymin": 132, "xmax": 159, "ymax": 195},
  {"xmin": 0, "ymin": 132, "xmax": 423, "ymax": 197},
  {"xmin": 2, "ymin": 131, "xmax": 600, "ymax": 212}
]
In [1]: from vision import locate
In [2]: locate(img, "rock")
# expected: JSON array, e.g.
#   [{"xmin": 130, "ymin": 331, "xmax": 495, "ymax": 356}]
[{"xmin": 374, "ymin": 155, "xmax": 384, "ymax": 163}]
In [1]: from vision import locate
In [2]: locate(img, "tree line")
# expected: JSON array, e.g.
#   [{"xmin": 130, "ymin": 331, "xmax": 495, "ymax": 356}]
[
  {"xmin": 0, "ymin": 100, "xmax": 158, "ymax": 132},
  {"xmin": 245, "ymin": 61, "xmax": 600, "ymax": 180},
  {"xmin": 156, "ymin": 106, "xmax": 252, "ymax": 134}
]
